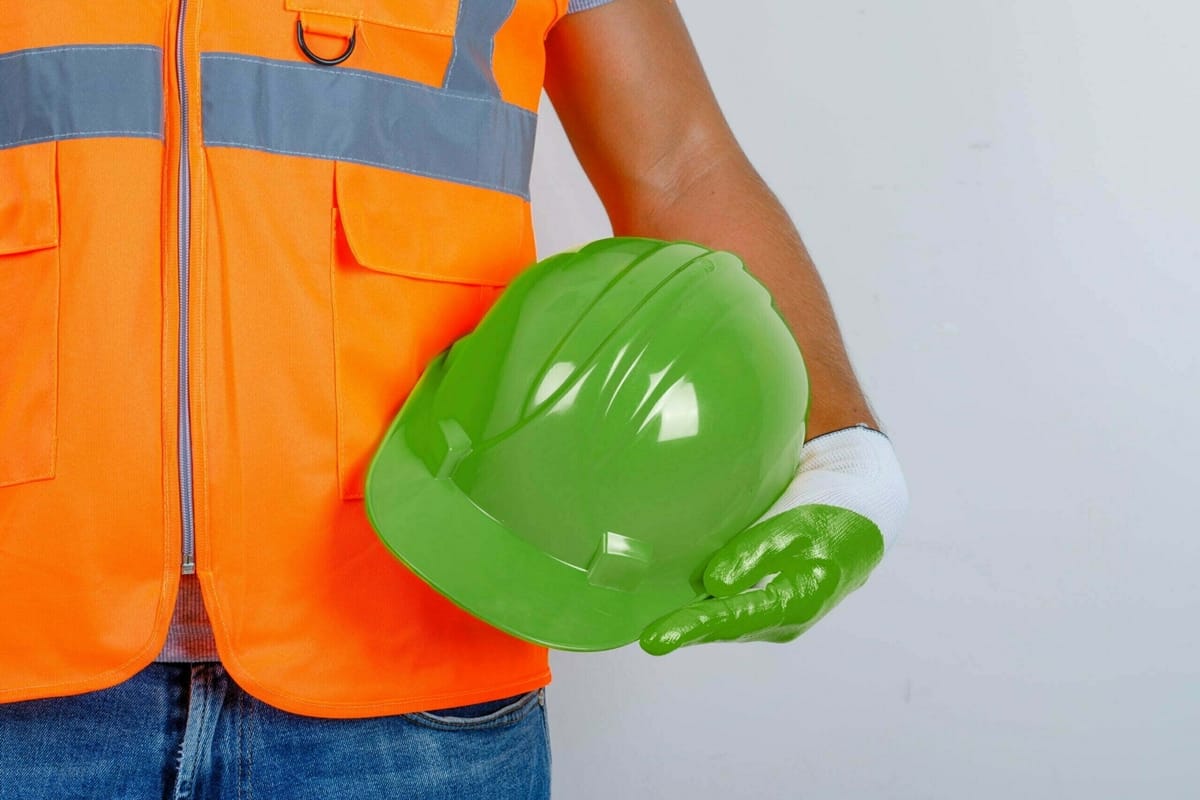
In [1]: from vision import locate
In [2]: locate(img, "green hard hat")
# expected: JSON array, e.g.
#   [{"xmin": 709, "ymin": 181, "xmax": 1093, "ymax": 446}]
[{"xmin": 365, "ymin": 237, "xmax": 809, "ymax": 651}]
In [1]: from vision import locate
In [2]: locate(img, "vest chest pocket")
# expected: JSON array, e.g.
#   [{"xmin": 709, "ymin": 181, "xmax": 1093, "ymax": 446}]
[
  {"xmin": 283, "ymin": 0, "xmax": 460, "ymax": 84},
  {"xmin": 0, "ymin": 141, "xmax": 60, "ymax": 487}
]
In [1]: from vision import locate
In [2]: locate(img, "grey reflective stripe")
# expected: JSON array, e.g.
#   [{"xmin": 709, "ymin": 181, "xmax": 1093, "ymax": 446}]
[
  {"xmin": 443, "ymin": 0, "xmax": 516, "ymax": 96},
  {"xmin": 0, "ymin": 45, "xmax": 163, "ymax": 150},
  {"xmin": 200, "ymin": 54, "xmax": 536, "ymax": 199}
]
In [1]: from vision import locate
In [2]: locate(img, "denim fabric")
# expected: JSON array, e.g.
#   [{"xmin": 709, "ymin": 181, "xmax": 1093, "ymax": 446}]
[{"xmin": 0, "ymin": 663, "xmax": 550, "ymax": 799}]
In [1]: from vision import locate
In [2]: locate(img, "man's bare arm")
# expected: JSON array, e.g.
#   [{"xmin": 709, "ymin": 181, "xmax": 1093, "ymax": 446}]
[{"xmin": 545, "ymin": 0, "xmax": 877, "ymax": 438}]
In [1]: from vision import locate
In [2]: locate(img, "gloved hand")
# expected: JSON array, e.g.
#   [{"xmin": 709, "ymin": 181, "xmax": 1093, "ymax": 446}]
[{"xmin": 639, "ymin": 425, "xmax": 908, "ymax": 655}]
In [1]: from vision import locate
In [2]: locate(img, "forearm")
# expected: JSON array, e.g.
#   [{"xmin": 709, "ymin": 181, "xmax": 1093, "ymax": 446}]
[{"xmin": 608, "ymin": 145, "xmax": 878, "ymax": 439}]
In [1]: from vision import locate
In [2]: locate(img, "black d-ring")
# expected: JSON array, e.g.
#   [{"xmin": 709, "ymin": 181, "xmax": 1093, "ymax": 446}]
[{"xmin": 296, "ymin": 19, "xmax": 357, "ymax": 66}]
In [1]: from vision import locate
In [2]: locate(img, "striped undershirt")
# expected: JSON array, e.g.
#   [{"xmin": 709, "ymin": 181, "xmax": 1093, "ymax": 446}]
[{"xmin": 155, "ymin": 574, "xmax": 220, "ymax": 662}]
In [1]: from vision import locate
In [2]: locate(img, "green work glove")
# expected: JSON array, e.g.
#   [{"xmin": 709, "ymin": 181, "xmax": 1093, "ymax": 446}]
[{"xmin": 640, "ymin": 426, "xmax": 907, "ymax": 655}]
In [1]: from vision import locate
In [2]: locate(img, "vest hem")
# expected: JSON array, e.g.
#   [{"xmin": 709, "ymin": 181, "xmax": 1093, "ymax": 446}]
[
  {"xmin": 196, "ymin": 569, "xmax": 553, "ymax": 719},
  {"xmin": 0, "ymin": 574, "xmax": 180, "ymax": 704},
  {"xmin": 221, "ymin": 656, "xmax": 553, "ymax": 719}
]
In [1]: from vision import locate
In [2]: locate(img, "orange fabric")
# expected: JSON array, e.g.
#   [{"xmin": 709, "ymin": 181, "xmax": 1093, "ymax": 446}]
[
  {"xmin": 0, "ymin": 0, "xmax": 566, "ymax": 717},
  {"xmin": 297, "ymin": 11, "xmax": 356, "ymax": 41},
  {"xmin": 285, "ymin": 0, "xmax": 460, "ymax": 36}
]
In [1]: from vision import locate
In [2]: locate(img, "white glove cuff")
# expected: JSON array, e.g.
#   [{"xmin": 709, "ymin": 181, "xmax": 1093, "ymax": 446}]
[{"xmin": 755, "ymin": 425, "xmax": 909, "ymax": 551}]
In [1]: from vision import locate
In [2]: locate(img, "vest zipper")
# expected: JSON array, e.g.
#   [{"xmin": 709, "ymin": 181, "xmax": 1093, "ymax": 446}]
[{"xmin": 175, "ymin": 0, "xmax": 197, "ymax": 575}]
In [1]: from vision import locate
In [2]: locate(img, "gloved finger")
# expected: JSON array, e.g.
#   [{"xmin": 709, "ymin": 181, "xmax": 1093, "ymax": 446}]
[
  {"xmin": 708, "ymin": 569, "xmax": 832, "ymax": 645},
  {"xmin": 639, "ymin": 588, "xmax": 783, "ymax": 656},
  {"xmin": 703, "ymin": 507, "xmax": 816, "ymax": 597}
]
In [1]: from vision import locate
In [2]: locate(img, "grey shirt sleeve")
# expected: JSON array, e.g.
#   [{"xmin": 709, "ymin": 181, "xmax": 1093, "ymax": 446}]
[{"xmin": 567, "ymin": 0, "xmax": 617, "ymax": 13}]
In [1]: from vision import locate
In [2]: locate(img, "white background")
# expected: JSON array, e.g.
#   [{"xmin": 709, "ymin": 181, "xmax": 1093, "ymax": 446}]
[{"xmin": 531, "ymin": 2, "xmax": 1200, "ymax": 797}]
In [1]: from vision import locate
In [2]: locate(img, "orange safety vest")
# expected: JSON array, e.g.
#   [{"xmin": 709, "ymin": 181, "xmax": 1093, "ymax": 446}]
[{"xmin": 0, "ymin": 0, "xmax": 569, "ymax": 717}]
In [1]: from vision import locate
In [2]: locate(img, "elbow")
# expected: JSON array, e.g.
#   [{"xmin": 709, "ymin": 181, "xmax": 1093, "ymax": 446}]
[{"xmin": 600, "ymin": 131, "xmax": 746, "ymax": 237}]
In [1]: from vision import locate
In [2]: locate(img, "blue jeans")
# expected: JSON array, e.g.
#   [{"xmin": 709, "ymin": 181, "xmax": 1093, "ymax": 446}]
[{"xmin": 0, "ymin": 663, "xmax": 550, "ymax": 799}]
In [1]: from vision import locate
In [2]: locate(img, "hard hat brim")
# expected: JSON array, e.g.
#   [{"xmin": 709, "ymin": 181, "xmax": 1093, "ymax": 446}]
[{"xmin": 365, "ymin": 357, "xmax": 700, "ymax": 652}]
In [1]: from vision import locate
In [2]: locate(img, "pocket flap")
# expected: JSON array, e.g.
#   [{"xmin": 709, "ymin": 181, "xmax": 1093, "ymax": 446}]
[
  {"xmin": 334, "ymin": 160, "xmax": 530, "ymax": 287},
  {"xmin": 284, "ymin": 0, "xmax": 459, "ymax": 36},
  {"xmin": 0, "ymin": 142, "xmax": 59, "ymax": 257}
]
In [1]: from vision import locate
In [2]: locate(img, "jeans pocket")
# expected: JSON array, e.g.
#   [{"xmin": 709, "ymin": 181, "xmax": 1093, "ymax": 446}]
[{"xmin": 403, "ymin": 688, "xmax": 543, "ymax": 731}]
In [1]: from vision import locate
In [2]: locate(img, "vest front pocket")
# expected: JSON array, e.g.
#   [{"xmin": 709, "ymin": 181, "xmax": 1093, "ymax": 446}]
[
  {"xmin": 329, "ymin": 160, "xmax": 532, "ymax": 500},
  {"xmin": 0, "ymin": 141, "xmax": 60, "ymax": 487}
]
